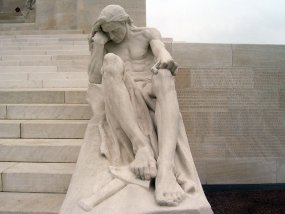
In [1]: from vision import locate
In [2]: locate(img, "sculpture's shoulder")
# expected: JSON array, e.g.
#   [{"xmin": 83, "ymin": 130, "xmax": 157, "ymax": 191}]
[{"xmin": 131, "ymin": 26, "xmax": 162, "ymax": 41}]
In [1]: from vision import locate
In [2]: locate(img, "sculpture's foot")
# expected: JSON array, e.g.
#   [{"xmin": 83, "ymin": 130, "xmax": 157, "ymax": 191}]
[
  {"xmin": 130, "ymin": 146, "xmax": 157, "ymax": 180},
  {"xmin": 155, "ymin": 169, "xmax": 186, "ymax": 206}
]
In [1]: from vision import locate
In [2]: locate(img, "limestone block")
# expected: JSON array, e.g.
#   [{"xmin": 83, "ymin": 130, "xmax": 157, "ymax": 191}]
[
  {"xmin": 65, "ymin": 90, "xmax": 88, "ymax": 104},
  {"xmin": 0, "ymin": 90, "xmax": 65, "ymax": 104},
  {"xmin": 1, "ymin": 55, "xmax": 52, "ymax": 61},
  {"xmin": 0, "ymin": 120, "xmax": 20, "ymax": 138},
  {"xmin": 43, "ymin": 80, "xmax": 89, "ymax": 88},
  {"xmin": 177, "ymin": 89, "xmax": 228, "ymax": 112},
  {"xmin": 52, "ymin": 55, "xmax": 90, "ymax": 61},
  {"xmin": 0, "ymin": 105, "xmax": 6, "ymax": 119},
  {"xmin": 29, "ymin": 72, "xmax": 88, "ymax": 80},
  {"xmin": 206, "ymin": 160, "xmax": 277, "ymax": 184},
  {"xmin": 0, "ymin": 23, "xmax": 36, "ymax": 31},
  {"xmin": 228, "ymin": 89, "xmax": 279, "ymax": 109},
  {"xmin": 191, "ymin": 143, "xmax": 226, "ymax": 160},
  {"xmin": 0, "ymin": 192, "xmax": 65, "ymax": 214},
  {"xmin": 21, "ymin": 120, "xmax": 88, "ymax": 139},
  {"xmin": 55, "ymin": 0, "xmax": 77, "ymax": 29},
  {"xmin": 280, "ymin": 89, "xmax": 285, "ymax": 109},
  {"xmin": 2, "ymin": 163, "xmax": 75, "ymax": 193},
  {"xmin": 0, "ymin": 162, "xmax": 17, "ymax": 191},
  {"xmin": 193, "ymin": 160, "xmax": 207, "ymax": 184},
  {"xmin": 190, "ymin": 68, "xmax": 254, "ymax": 89},
  {"xmin": 254, "ymin": 68, "xmax": 285, "ymax": 89},
  {"xmin": 47, "ymin": 50, "xmax": 90, "ymax": 55},
  {"xmin": 7, "ymin": 104, "xmax": 92, "ymax": 120},
  {"xmin": 277, "ymin": 160, "xmax": 285, "ymax": 183},
  {"xmin": 0, "ymin": 80, "xmax": 42, "ymax": 88},
  {"xmin": 0, "ymin": 73, "xmax": 28, "ymax": 80},
  {"xmin": 233, "ymin": 44, "xmax": 285, "ymax": 67},
  {"xmin": 35, "ymin": 0, "xmax": 57, "ymax": 29},
  {"xmin": 0, "ymin": 50, "xmax": 46, "ymax": 55},
  {"xmin": 173, "ymin": 43, "xmax": 232, "ymax": 67},
  {"xmin": 58, "ymin": 64, "xmax": 88, "ymax": 73},
  {"xmin": 175, "ymin": 68, "xmax": 191, "ymax": 90},
  {"xmin": 0, "ymin": 139, "xmax": 82, "ymax": 162},
  {"xmin": 220, "ymin": 110, "xmax": 284, "ymax": 136},
  {"xmin": 0, "ymin": 65, "xmax": 57, "ymax": 73}
]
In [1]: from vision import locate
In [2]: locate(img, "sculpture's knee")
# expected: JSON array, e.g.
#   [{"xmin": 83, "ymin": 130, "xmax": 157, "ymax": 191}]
[
  {"xmin": 102, "ymin": 53, "xmax": 124, "ymax": 80},
  {"xmin": 152, "ymin": 69, "xmax": 175, "ymax": 96}
]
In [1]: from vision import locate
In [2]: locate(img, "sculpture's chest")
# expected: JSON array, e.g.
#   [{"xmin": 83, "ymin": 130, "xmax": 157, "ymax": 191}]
[{"xmin": 107, "ymin": 39, "xmax": 150, "ymax": 61}]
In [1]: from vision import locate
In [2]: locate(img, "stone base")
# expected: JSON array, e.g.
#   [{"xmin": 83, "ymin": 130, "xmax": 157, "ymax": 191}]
[{"xmin": 59, "ymin": 116, "xmax": 212, "ymax": 214}]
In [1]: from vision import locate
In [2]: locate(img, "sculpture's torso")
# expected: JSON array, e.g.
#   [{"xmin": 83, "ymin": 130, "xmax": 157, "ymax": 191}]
[{"xmin": 105, "ymin": 27, "xmax": 156, "ymax": 74}]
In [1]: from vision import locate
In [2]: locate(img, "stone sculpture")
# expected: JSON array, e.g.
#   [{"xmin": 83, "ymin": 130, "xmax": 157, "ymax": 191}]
[{"xmin": 60, "ymin": 5, "xmax": 212, "ymax": 214}]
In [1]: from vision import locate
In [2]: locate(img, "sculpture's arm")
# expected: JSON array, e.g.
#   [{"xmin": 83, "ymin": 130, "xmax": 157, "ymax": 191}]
[
  {"xmin": 88, "ymin": 32, "xmax": 109, "ymax": 84},
  {"xmin": 148, "ymin": 28, "xmax": 178, "ymax": 75}
]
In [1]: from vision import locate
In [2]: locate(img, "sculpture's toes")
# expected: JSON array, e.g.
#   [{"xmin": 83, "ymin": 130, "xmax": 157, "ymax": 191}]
[
  {"xmin": 130, "ymin": 159, "xmax": 156, "ymax": 180},
  {"xmin": 155, "ymin": 191, "xmax": 185, "ymax": 206}
]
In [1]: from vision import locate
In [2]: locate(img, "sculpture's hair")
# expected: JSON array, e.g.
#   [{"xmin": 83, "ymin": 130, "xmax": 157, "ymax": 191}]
[{"xmin": 88, "ymin": 5, "xmax": 135, "ymax": 50}]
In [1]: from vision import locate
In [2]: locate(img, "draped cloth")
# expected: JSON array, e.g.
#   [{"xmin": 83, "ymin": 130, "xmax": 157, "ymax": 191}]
[{"xmin": 59, "ymin": 71, "xmax": 213, "ymax": 214}]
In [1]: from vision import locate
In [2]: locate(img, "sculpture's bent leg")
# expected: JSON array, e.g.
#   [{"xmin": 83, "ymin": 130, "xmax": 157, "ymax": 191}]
[
  {"xmin": 102, "ymin": 53, "xmax": 156, "ymax": 180},
  {"xmin": 152, "ymin": 69, "xmax": 185, "ymax": 206}
]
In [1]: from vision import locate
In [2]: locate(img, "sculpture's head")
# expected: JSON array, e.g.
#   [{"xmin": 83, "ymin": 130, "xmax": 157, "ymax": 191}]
[{"xmin": 90, "ymin": 5, "xmax": 134, "ymax": 43}]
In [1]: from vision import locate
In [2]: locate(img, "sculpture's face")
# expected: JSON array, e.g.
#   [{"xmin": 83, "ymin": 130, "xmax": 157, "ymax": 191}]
[{"xmin": 101, "ymin": 21, "xmax": 127, "ymax": 43}]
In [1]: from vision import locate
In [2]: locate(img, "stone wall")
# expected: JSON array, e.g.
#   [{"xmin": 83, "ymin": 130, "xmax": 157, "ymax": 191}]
[
  {"xmin": 172, "ymin": 43, "xmax": 285, "ymax": 185},
  {"xmin": 35, "ymin": 0, "xmax": 146, "ymax": 31}
]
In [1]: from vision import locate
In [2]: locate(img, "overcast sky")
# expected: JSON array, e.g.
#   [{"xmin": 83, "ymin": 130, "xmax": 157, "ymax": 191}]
[{"xmin": 146, "ymin": 0, "xmax": 285, "ymax": 44}]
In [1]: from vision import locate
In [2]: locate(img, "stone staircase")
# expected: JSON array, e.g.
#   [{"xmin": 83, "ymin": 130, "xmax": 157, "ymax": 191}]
[{"xmin": 0, "ymin": 29, "xmax": 92, "ymax": 214}]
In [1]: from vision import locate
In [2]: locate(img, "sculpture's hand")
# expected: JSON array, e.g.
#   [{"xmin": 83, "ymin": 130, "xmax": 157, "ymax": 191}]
[
  {"xmin": 88, "ymin": 31, "xmax": 110, "ymax": 52},
  {"xmin": 94, "ymin": 31, "xmax": 110, "ymax": 45},
  {"xmin": 151, "ymin": 57, "xmax": 178, "ymax": 76}
]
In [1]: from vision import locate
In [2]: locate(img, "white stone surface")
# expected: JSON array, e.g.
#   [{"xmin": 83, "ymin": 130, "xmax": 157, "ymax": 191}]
[
  {"xmin": 21, "ymin": 120, "xmax": 88, "ymax": 139},
  {"xmin": 1, "ymin": 55, "xmax": 52, "ymax": 61},
  {"xmin": 0, "ymin": 139, "xmax": 82, "ymax": 162},
  {"xmin": 43, "ymin": 80, "xmax": 88, "ymax": 88},
  {"xmin": 0, "ymin": 192, "xmax": 65, "ymax": 214},
  {"xmin": 7, "ymin": 104, "xmax": 92, "ymax": 120},
  {"xmin": 0, "ymin": 65, "xmax": 57, "ymax": 72},
  {"xmin": 0, "ymin": 80, "xmax": 42, "ymax": 88},
  {"xmin": 0, "ymin": 162, "xmax": 17, "ymax": 191},
  {"xmin": 29, "ymin": 72, "xmax": 88, "ymax": 80},
  {"xmin": 0, "ymin": 89, "xmax": 65, "ymax": 104},
  {"xmin": 0, "ymin": 73, "xmax": 28, "ymax": 80},
  {"xmin": 0, "ymin": 105, "xmax": 6, "ymax": 119},
  {"xmin": 65, "ymin": 90, "xmax": 88, "ymax": 104},
  {"xmin": 0, "ymin": 120, "xmax": 20, "ymax": 138},
  {"xmin": 2, "ymin": 162, "xmax": 75, "ymax": 193}
]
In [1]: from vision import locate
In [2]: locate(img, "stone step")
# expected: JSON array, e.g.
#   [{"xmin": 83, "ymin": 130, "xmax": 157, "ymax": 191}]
[
  {"xmin": 0, "ymin": 23, "xmax": 36, "ymax": 31},
  {"xmin": 0, "ymin": 89, "xmax": 87, "ymax": 104},
  {"xmin": 0, "ymin": 50, "xmax": 89, "ymax": 55},
  {"xmin": 1, "ymin": 45, "xmax": 88, "ymax": 50},
  {"xmin": 4, "ymin": 104, "xmax": 91, "ymax": 120},
  {"xmin": 0, "ymin": 54, "xmax": 90, "ymax": 61},
  {"xmin": 0, "ymin": 120, "xmax": 88, "ymax": 139},
  {"xmin": 0, "ymin": 40, "xmax": 88, "ymax": 46},
  {"xmin": 0, "ymin": 72, "xmax": 87, "ymax": 81},
  {"xmin": 0, "ymin": 79, "xmax": 88, "ymax": 88},
  {"xmin": 0, "ymin": 192, "xmax": 64, "ymax": 214},
  {"xmin": 0, "ymin": 29, "xmax": 83, "ymax": 35},
  {"xmin": 1, "ymin": 162, "xmax": 75, "ymax": 193},
  {"xmin": 0, "ymin": 59, "xmax": 89, "ymax": 67},
  {"xmin": 0, "ymin": 33, "xmax": 88, "ymax": 39},
  {"xmin": 0, "ymin": 139, "xmax": 82, "ymax": 162},
  {"xmin": 0, "ymin": 65, "xmax": 58, "ymax": 72}
]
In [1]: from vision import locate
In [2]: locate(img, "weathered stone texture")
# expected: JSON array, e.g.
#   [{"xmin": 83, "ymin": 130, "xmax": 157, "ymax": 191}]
[{"xmin": 174, "ymin": 44, "xmax": 285, "ymax": 184}]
